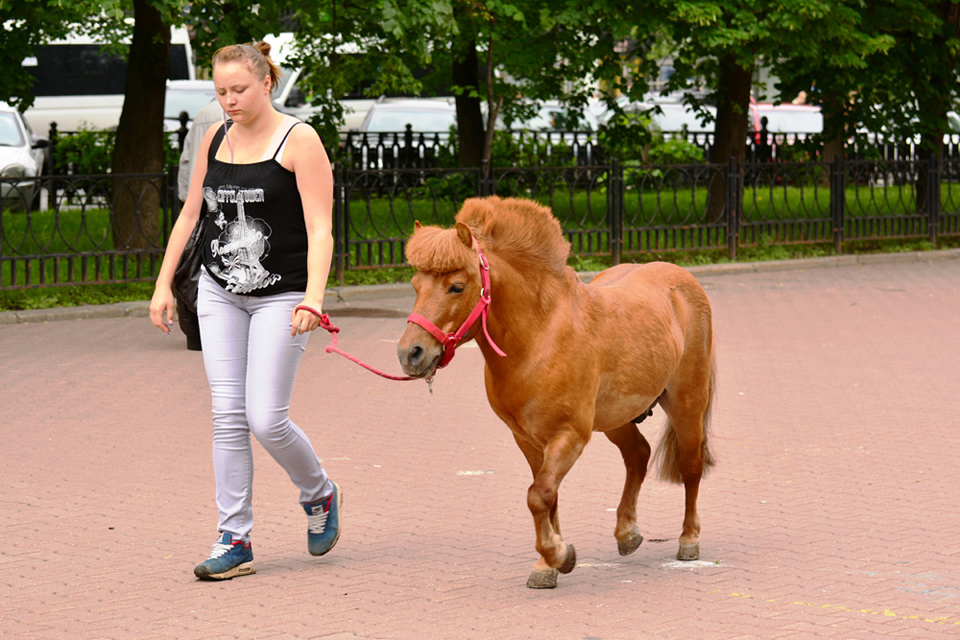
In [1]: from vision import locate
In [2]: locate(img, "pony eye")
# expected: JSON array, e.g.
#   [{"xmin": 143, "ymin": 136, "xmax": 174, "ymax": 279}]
[{"xmin": 448, "ymin": 283, "xmax": 466, "ymax": 294}]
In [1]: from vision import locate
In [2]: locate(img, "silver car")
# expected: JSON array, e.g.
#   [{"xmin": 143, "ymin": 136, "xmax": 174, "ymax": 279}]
[{"xmin": 0, "ymin": 102, "xmax": 48, "ymax": 211}]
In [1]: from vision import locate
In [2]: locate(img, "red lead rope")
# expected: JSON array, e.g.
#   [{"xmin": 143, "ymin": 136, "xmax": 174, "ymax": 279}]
[
  {"xmin": 313, "ymin": 238, "xmax": 505, "ymax": 384},
  {"xmin": 317, "ymin": 314, "xmax": 418, "ymax": 382}
]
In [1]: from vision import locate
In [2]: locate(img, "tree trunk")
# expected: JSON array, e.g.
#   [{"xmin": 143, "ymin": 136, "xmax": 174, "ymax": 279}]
[
  {"xmin": 707, "ymin": 54, "xmax": 753, "ymax": 223},
  {"xmin": 820, "ymin": 91, "xmax": 847, "ymax": 187},
  {"xmin": 914, "ymin": 1, "xmax": 958, "ymax": 215},
  {"xmin": 482, "ymin": 36, "xmax": 501, "ymax": 175},
  {"xmin": 111, "ymin": 0, "xmax": 170, "ymax": 250},
  {"xmin": 452, "ymin": 39, "xmax": 484, "ymax": 168}
]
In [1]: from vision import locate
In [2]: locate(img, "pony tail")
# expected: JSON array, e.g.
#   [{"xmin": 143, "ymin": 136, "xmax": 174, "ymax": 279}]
[
  {"xmin": 653, "ymin": 348, "xmax": 717, "ymax": 484},
  {"xmin": 252, "ymin": 41, "xmax": 283, "ymax": 93}
]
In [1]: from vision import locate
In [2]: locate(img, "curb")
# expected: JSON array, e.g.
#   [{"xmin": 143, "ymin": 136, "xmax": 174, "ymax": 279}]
[
  {"xmin": 2, "ymin": 249, "xmax": 958, "ymax": 326},
  {"xmin": 0, "ymin": 282, "xmax": 416, "ymax": 326}
]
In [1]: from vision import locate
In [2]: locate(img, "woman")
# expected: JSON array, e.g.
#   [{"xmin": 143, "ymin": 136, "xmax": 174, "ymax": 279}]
[{"xmin": 150, "ymin": 42, "xmax": 340, "ymax": 580}]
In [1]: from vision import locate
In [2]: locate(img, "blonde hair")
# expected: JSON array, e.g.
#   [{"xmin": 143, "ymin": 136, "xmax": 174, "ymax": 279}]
[{"xmin": 212, "ymin": 42, "xmax": 283, "ymax": 94}]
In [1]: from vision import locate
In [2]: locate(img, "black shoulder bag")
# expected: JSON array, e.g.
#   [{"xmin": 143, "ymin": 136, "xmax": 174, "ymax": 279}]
[{"xmin": 173, "ymin": 217, "xmax": 205, "ymax": 314}]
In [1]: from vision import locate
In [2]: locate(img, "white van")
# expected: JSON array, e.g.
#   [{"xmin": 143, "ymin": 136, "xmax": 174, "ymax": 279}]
[{"xmin": 22, "ymin": 27, "xmax": 195, "ymax": 134}]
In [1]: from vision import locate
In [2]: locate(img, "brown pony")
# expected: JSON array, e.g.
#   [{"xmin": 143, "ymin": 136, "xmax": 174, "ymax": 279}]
[{"xmin": 397, "ymin": 196, "xmax": 716, "ymax": 589}]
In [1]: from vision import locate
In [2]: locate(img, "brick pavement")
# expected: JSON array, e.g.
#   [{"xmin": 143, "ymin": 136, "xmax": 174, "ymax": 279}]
[{"xmin": 1, "ymin": 256, "xmax": 959, "ymax": 640}]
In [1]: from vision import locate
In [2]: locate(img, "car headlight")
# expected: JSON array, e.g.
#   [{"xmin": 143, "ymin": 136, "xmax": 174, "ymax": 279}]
[{"xmin": 2, "ymin": 164, "xmax": 26, "ymax": 179}]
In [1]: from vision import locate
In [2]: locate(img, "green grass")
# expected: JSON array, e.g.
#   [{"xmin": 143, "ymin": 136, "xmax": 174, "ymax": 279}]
[{"xmin": 2, "ymin": 207, "xmax": 114, "ymax": 254}]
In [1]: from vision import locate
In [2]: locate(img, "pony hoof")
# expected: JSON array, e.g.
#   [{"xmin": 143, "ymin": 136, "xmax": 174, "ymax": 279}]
[
  {"xmin": 527, "ymin": 568, "xmax": 559, "ymax": 589},
  {"xmin": 677, "ymin": 542, "xmax": 700, "ymax": 561},
  {"xmin": 618, "ymin": 531, "xmax": 644, "ymax": 556},
  {"xmin": 557, "ymin": 544, "xmax": 577, "ymax": 574}
]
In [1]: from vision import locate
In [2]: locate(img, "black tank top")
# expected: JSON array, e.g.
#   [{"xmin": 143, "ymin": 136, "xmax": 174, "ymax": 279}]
[{"xmin": 200, "ymin": 122, "xmax": 308, "ymax": 296}]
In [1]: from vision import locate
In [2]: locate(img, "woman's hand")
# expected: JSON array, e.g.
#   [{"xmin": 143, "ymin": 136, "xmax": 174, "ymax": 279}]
[
  {"xmin": 150, "ymin": 287, "xmax": 176, "ymax": 334},
  {"xmin": 291, "ymin": 300, "xmax": 324, "ymax": 336}
]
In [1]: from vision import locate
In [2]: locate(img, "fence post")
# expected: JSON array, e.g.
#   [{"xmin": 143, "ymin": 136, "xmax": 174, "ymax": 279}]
[
  {"xmin": 162, "ymin": 165, "xmax": 180, "ymax": 251},
  {"xmin": 333, "ymin": 162, "xmax": 345, "ymax": 285},
  {"xmin": 609, "ymin": 159, "xmax": 621, "ymax": 266},
  {"xmin": 927, "ymin": 152, "xmax": 940, "ymax": 247},
  {"xmin": 47, "ymin": 122, "xmax": 60, "ymax": 175},
  {"xmin": 176, "ymin": 111, "xmax": 189, "ymax": 153},
  {"xmin": 726, "ymin": 156, "xmax": 739, "ymax": 261},
  {"xmin": 831, "ymin": 154, "xmax": 845, "ymax": 254}
]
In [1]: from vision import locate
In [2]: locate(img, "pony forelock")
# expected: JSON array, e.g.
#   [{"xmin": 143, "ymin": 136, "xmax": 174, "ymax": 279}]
[
  {"xmin": 455, "ymin": 196, "xmax": 570, "ymax": 275},
  {"xmin": 405, "ymin": 224, "xmax": 474, "ymax": 275},
  {"xmin": 406, "ymin": 197, "xmax": 571, "ymax": 277}
]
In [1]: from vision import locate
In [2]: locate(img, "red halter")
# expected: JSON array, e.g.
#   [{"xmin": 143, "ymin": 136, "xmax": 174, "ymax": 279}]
[{"xmin": 406, "ymin": 238, "xmax": 507, "ymax": 370}]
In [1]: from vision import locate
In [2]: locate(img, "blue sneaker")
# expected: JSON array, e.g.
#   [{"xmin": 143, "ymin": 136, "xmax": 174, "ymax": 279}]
[
  {"xmin": 304, "ymin": 482, "xmax": 341, "ymax": 556},
  {"xmin": 193, "ymin": 533, "xmax": 255, "ymax": 580}
]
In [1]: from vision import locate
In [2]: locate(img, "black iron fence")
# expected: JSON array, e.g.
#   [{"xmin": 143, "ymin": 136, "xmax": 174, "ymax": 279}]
[
  {"xmin": 3, "ymin": 155, "xmax": 958, "ymax": 290},
  {"xmin": 337, "ymin": 127, "xmax": 605, "ymax": 169},
  {"xmin": 334, "ymin": 126, "xmax": 960, "ymax": 169}
]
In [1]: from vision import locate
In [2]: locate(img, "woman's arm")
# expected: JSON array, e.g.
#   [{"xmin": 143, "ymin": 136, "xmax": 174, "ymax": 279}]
[
  {"xmin": 286, "ymin": 123, "xmax": 334, "ymax": 336},
  {"xmin": 149, "ymin": 122, "xmax": 220, "ymax": 333}
]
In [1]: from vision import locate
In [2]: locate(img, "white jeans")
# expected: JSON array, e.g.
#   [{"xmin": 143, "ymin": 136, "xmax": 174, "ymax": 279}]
[{"xmin": 197, "ymin": 269, "xmax": 332, "ymax": 543}]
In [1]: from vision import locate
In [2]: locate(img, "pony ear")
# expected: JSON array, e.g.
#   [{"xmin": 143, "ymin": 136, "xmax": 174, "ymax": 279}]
[
  {"xmin": 455, "ymin": 221, "xmax": 473, "ymax": 249},
  {"xmin": 414, "ymin": 220, "xmax": 423, "ymax": 230}
]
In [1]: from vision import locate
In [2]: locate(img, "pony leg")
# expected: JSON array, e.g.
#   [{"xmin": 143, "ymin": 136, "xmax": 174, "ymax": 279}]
[
  {"xmin": 526, "ymin": 430, "xmax": 584, "ymax": 578},
  {"xmin": 657, "ymin": 396, "xmax": 712, "ymax": 561},
  {"xmin": 654, "ymin": 342, "xmax": 716, "ymax": 562},
  {"xmin": 603, "ymin": 423, "xmax": 651, "ymax": 556},
  {"xmin": 513, "ymin": 433, "xmax": 564, "ymax": 589}
]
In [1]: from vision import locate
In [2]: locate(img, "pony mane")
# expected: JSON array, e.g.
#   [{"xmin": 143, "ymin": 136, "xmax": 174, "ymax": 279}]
[
  {"xmin": 405, "ymin": 223, "xmax": 474, "ymax": 275},
  {"xmin": 455, "ymin": 197, "xmax": 570, "ymax": 276}
]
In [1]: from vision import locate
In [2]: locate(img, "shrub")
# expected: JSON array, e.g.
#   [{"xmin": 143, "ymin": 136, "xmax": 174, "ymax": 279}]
[
  {"xmin": 53, "ymin": 128, "xmax": 114, "ymax": 175},
  {"xmin": 648, "ymin": 137, "xmax": 705, "ymax": 165},
  {"xmin": 52, "ymin": 126, "xmax": 181, "ymax": 175},
  {"xmin": 596, "ymin": 111, "xmax": 653, "ymax": 165}
]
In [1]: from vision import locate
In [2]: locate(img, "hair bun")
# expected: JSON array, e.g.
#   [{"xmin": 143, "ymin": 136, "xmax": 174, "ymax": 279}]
[{"xmin": 254, "ymin": 41, "xmax": 272, "ymax": 59}]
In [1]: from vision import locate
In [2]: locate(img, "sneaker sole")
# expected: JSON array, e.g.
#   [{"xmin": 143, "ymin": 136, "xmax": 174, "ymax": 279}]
[{"xmin": 194, "ymin": 561, "xmax": 256, "ymax": 580}]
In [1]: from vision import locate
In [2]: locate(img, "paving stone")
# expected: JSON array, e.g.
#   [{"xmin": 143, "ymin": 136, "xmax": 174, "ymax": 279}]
[{"xmin": 1, "ymin": 257, "xmax": 959, "ymax": 639}]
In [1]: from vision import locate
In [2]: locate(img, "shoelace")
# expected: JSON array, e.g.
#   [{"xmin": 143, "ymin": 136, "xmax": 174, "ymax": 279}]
[
  {"xmin": 207, "ymin": 541, "xmax": 233, "ymax": 560},
  {"xmin": 307, "ymin": 508, "xmax": 329, "ymax": 535}
]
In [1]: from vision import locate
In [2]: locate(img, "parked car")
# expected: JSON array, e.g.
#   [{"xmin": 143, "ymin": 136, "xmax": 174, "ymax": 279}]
[
  {"xmin": 500, "ymin": 100, "xmax": 602, "ymax": 132},
  {"xmin": 749, "ymin": 102, "xmax": 822, "ymax": 139},
  {"xmin": 0, "ymin": 102, "xmax": 48, "ymax": 211},
  {"xmin": 163, "ymin": 79, "xmax": 218, "ymax": 131},
  {"xmin": 605, "ymin": 96, "xmax": 716, "ymax": 134},
  {"xmin": 359, "ymin": 97, "xmax": 458, "ymax": 136}
]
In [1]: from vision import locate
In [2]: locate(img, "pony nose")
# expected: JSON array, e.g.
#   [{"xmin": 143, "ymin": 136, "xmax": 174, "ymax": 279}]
[{"xmin": 397, "ymin": 343, "xmax": 426, "ymax": 369}]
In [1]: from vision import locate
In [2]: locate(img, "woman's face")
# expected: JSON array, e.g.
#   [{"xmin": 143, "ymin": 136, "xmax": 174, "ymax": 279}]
[{"xmin": 213, "ymin": 60, "xmax": 271, "ymax": 124}]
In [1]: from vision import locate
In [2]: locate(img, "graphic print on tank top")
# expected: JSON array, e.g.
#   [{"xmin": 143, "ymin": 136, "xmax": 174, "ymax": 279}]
[{"xmin": 203, "ymin": 185, "xmax": 280, "ymax": 294}]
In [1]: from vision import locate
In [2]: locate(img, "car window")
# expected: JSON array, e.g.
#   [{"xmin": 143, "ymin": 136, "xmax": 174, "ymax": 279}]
[
  {"xmin": 0, "ymin": 113, "xmax": 25, "ymax": 146},
  {"xmin": 366, "ymin": 109, "xmax": 456, "ymax": 132},
  {"xmin": 165, "ymin": 90, "xmax": 217, "ymax": 120},
  {"xmin": 504, "ymin": 106, "xmax": 598, "ymax": 131}
]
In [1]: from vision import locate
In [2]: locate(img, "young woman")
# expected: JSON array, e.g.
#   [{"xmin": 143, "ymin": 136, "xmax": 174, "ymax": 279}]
[{"xmin": 150, "ymin": 42, "xmax": 340, "ymax": 580}]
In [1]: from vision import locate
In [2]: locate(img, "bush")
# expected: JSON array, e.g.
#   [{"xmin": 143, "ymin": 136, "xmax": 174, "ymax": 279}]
[
  {"xmin": 648, "ymin": 137, "xmax": 705, "ymax": 165},
  {"xmin": 53, "ymin": 128, "xmax": 114, "ymax": 175},
  {"xmin": 596, "ymin": 111, "xmax": 653, "ymax": 165},
  {"xmin": 52, "ymin": 126, "xmax": 181, "ymax": 175}
]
